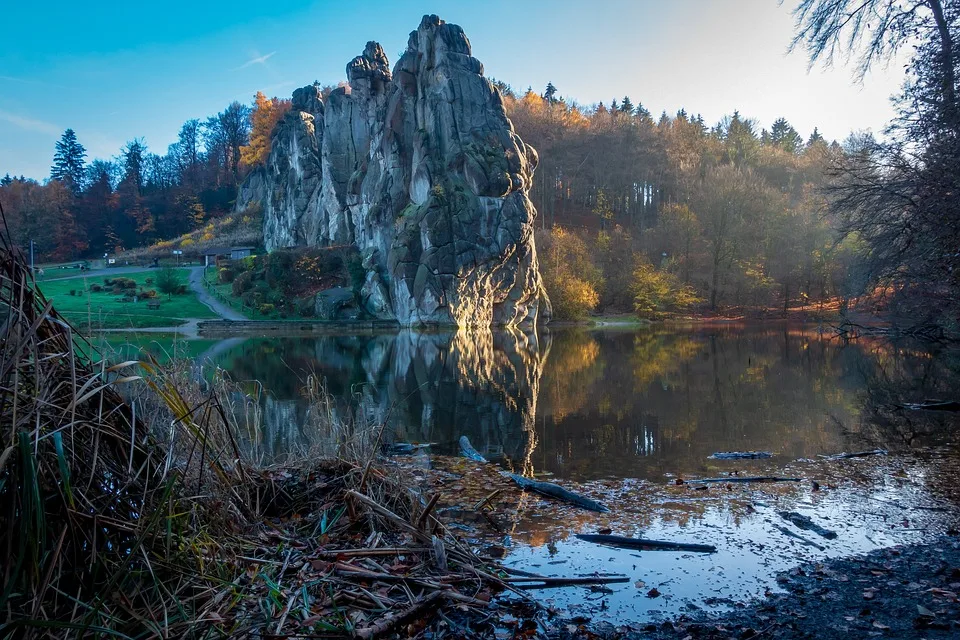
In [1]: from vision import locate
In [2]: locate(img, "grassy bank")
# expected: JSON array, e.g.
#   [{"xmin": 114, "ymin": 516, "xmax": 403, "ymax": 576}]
[{"xmin": 36, "ymin": 268, "xmax": 218, "ymax": 328}]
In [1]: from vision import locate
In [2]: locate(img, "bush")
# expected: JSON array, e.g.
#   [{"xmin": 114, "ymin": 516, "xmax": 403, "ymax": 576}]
[
  {"xmin": 232, "ymin": 271, "xmax": 254, "ymax": 296},
  {"xmin": 175, "ymin": 284, "xmax": 187, "ymax": 295},
  {"xmin": 630, "ymin": 258, "xmax": 701, "ymax": 318},
  {"xmin": 145, "ymin": 278, "xmax": 154, "ymax": 285},
  {"xmin": 296, "ymin": 296, "xmax": 315, "ymax": 317},
  {"xmin": 258, "ymin": 303, "xmax": 274, "ymax": 316},
  {"xmin": 218, "ymin": 267, "xmax": 236, "ymax": 284},
  {"xmin": 111, "ymin": 285, "xmax": 124, "ymax": 295},
  {"xmin": 103, "ymin": 278, "xmax": 114, "ymax": 286},
  {"xmin": 89, "ymin": 284, "xmax": 103, "ymax": 293},
  {"xmin": 549, "ymin": 276, "xmax": 600, "ymax": 320},
  {"xmin": 113, "ymin": 277, "xmax": 137, "ymax": 290},
  {"xmin": 69, "ymin": 289, "xmax": 77, "ymax": 296},
  {"xmin": 140, "ymin": 289, "xmax": 158, "ymax": 299}
]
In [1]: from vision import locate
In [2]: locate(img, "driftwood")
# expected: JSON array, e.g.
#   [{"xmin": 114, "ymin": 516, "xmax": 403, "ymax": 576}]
[
  {"xmin": 772, "ymin": 524, "xmax": 826, "ymax": 551},
  {"xmin": 385, "ymin": 442, "xmax": 433, "ymax": 455},
  {"xmin": 504, "ymin": 473, "xmax": 608, "ymax": 513},
  {"xmin": 820, "ymin": 449, "xmax": 887, "ymax": 460},
  {"xmin": 504, "ymin": 575, "xmax": 631, "ymax": 587},
  {"xmin": 779, "ymin": 511, "xmax": 837, "ymax": 539},
  {"xmin": 900, "ymin": 401, "xmax": 960, "ymax": 412},
  {"xmin": 709, "ymin": 451, "xmax": 773, "ymax": 460},
  {"xmin": 576, "ymin": 533, "xmax": 716, "ymax": 553},
  {"xmin": 354, "ymin": 590, "xmax": 445, "ymax": 639},
  {"xmin": 458, "ymin": 435, "xmax": 488, "ymax": 463},
  {"xmin": 687, "ymin": 476, "xmax": 801, "ymax": 484}
]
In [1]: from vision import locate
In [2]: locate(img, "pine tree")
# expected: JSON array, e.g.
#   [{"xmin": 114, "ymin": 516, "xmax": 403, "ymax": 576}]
[
  {"xmin": 770, "ymin": 117, "xmax": 802, "ymax": 153},
  {"xmin": 543, "ymin": 82, "xmax": 558, "ymax": 103},
  {"xmin": 621, "ymin": 96, "xmax": 634, "ymax": 113},
  {"xmin": 50, "ymin": 129, "xmax": 87, "ymax": 194},
  {"xmin": 807, "ymin": 127, "xmax": 825, "ymax": 147}
]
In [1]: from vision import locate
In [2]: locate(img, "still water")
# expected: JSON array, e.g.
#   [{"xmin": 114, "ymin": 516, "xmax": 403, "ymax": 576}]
[
  {"xmin": 130, "ymin": 324, "xmax": 960, "ymax": 622},
  {"xmin": 188, "ymin": 324, "xmax": 956, "ymax": 476}
]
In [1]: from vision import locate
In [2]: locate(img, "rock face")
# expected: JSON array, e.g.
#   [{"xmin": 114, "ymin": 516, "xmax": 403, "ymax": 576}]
[{"xmin": 239, "ymin": 15, "xmax": 550, "ymax": 327}]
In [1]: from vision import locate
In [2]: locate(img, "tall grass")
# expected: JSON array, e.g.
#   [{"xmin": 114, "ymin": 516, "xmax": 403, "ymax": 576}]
[{"xmin": 0, "ymin": 224, "xmax": 507, "ymax": 638}]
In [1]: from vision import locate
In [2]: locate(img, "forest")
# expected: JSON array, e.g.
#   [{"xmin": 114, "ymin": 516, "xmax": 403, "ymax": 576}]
[{"xmin": 2, "ymin": 0, "xmax": 958, "ymax": 329}]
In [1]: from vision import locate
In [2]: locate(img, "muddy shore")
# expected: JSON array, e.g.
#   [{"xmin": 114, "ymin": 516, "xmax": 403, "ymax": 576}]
[{"xmin": 550, "ymin": 536, "xmax": 960, "ymax": 639}]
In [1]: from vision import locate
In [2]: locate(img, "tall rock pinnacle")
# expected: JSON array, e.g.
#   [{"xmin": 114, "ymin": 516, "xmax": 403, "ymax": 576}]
[{"xmin": 238, "ymin": 15, "xmax": 551, "ymax": 327}]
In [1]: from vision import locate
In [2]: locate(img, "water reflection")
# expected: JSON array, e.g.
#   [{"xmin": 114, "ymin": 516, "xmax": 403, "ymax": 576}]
[
  {"xmin": 204, "ymin": 325, "xmax": 959, "ymax": 477},
  {"xmin": 210, "ymin": 329, "xmax": 549, "ymax": 466}
]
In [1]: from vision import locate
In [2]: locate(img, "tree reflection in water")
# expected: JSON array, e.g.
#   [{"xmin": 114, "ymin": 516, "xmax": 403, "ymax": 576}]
[{"xmin": 206, "ymin": 325, "xmax": 960, "ymax": 479}]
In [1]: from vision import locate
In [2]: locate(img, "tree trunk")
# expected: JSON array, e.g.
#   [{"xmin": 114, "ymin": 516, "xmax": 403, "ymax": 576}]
[{"xmin": 927, "ymin": 0, "xmax": 957, "ymax": 117}]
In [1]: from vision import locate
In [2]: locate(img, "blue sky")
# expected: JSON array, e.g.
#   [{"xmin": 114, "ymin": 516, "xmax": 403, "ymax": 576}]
[{"xmin": 1, "ymin": 0, "xmax": 907, "ymax": 180}]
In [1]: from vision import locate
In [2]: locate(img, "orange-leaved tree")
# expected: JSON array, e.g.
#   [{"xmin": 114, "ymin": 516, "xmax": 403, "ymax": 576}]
[{"xmin": 240, "ymin": 92, "xmax": 292, "ymax": 168}]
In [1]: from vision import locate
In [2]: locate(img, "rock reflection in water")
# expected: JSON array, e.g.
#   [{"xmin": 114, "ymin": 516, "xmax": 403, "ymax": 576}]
[
  {"xmin": 212, "ymin": 329, "xmax": 549, "ymax": 465},
  {"xmin": 208, "ymin": 325, "xmax": 960, "ymax": 475}
]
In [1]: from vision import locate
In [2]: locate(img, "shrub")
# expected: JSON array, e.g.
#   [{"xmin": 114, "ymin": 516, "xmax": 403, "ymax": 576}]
[
  {"xmin": 145, "ymin": 278, "xmax": 154, "ymax": 285},
  {"xmin": 113, "ymin": 277, "xmax": 137, "ymax": 290},
  {"xmin": 69, "ymin": 289, "xmax": 76, "ymax": 296},
  {"xmin": 140, "ymin": 289, "xmax": 158, "ymax": 299},
  {"xmin": 218, "ymin": 267, "xmax": 236, "ymax": 284},
  {"xmin": 111, "ymin": 285, "xmax": 124, "ymax": 295},
  {"xmin": 89, "ymin": 284, "xmax": 103, "ymax": 293},
  {"xmin": 259, "ymin": 304, "xmax": 275, "ymax": 316},
  {"xmin": 549, "ymin": 276, "xmax": 600, "ymax": 320},
  {"xmin": 180, "ymin": 238, "xmax": 195, "ymax": 247},
  {"xmin": 232, "ymin": 271, "xmax": 254, "ymax": 296},
  {"xmin": 630, "ymin": 258, "xmax": 701, "ymax": 318},
  {"xmin": 175, "ymin": 284, "xmax": 187, "ymax": 295},
  {"xmin": 297, "ymin": 297, "xmax": 315, "ymax": 317},
  {"xmin": 104, "ymin": 278, "xmax": 114, "ymax": 286}
]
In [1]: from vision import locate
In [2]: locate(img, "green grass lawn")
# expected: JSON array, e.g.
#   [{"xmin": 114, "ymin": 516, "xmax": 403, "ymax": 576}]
[{"xmin": 38, "ymin": 269, "xmax": 218, "ymax": 329}]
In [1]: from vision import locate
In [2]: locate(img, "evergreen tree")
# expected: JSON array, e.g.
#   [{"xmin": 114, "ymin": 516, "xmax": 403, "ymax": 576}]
[
  {"xmin": 770, "ymin": 117, "xmax": 802, "ymax": 153},
  {"xmin": 544, "ymin": 82, "xmax": 558, "ymax": 103},
  {"xmin": 50, "ymin": 129, "xmax": 87, "ymax": 194},
  {"xmin": 621, "ymin": 96, "xmax": 634, "ymax": 113},
  {"xmin": 806, "ymin": 127, "xmax": 825, "ymax": 147}
]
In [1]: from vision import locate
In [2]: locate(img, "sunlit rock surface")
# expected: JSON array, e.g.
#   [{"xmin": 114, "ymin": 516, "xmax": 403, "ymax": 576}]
[{"xmin": 238, "ymin": 15, "xmax": 550, "ymax": 327}]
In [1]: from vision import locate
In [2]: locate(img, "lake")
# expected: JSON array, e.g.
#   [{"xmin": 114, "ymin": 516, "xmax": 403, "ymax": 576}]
[
  {"xmin": 159, "ymin": 324, "xmax": 957, "ymax": 475},
  {"xmin": 118, "ymin": 323, "xmax": 960, "ymax": 622}
]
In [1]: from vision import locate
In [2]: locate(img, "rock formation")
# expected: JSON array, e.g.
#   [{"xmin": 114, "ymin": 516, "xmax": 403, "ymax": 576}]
[{"xmin": 238, "ymin": 15, "xmax": 551, "ymax": 327}]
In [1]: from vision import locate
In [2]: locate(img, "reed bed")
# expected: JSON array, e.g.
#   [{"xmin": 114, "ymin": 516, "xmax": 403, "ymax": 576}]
[{"xmin": 0, "ymin": 232, "xmax": 514, "ymax": 638}]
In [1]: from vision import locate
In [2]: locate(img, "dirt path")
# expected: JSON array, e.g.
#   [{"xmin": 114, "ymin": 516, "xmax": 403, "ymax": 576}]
[{"xmin": 186, "ymin": 267, "xmax": 246, "ymax": 321}]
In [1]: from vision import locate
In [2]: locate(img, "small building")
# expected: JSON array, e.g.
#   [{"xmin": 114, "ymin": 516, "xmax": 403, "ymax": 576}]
[{"xmin": 202, "ymin": 246, "xmax": 255, "ymax": 267}]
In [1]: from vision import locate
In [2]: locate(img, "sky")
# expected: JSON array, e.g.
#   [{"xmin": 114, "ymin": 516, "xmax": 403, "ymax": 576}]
[{"xmin": 0, "ymin": 0, "xmax": 910, "ymax": 181}]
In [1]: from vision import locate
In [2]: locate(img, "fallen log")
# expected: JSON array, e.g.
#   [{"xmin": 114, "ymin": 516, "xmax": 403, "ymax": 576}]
[
  {"xmin": 385, "ymin": 442, "xmax": 433, "ymax": 455},
  {"xmin": 778, "ymin": 511, "xmax": 837, "ymax": 539},
  {"xmin": 504, "ymin": 473, "xmax": 608, "ymax": 513},
  {"xmin": 709, "ymin": 451, "xmax": 773, "ymax": 460},
  {"xmin": 686, "ymin": 476, "xmax": 802, "ymax": 484},
  {"xmin": 772, "ymin": 524, "xmax": 826, "ymax": 551},
  {"xmin": 820, "ymin": 449, "xmax": 887, "ymax": 460},
  {"xmin": 459, "ymin": 435, "xmax": 488, "ymax": 463},
  {"xmin": 576, "ymin": 533, "xmax": 716, "ymax": 553},
  {"xmin": 900, "ymin": 401, "xmax": 960, "ymax": 412},
  {"xmin": 505, "ymin": 574, "xmax": 631, "ymax": 588}
]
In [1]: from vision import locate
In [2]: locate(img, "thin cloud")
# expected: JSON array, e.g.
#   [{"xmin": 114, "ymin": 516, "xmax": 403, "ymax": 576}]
[
  {"xmin": 0, "ymin": 109, "xmax": 61, "ymax": 136},
  {"xmin": 235, "ymin": 51, "xmax": 276, "ymax": 71}
]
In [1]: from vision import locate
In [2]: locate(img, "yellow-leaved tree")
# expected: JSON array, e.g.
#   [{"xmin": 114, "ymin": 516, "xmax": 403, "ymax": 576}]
[{"xmin": 240, "ymin": 92, "xmax": 292, "ymax": 168}]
